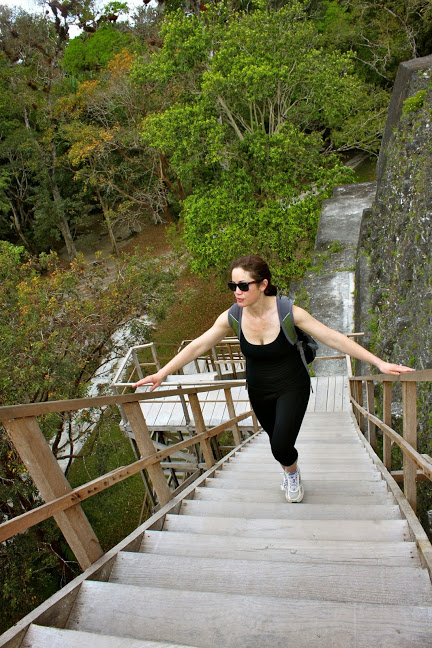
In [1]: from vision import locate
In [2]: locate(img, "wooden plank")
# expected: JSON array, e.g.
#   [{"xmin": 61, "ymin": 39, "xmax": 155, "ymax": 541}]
[
  {"xmin": 3, "ymin": 417, "xmax": 103, "ymax": 570},
  {"xmin": 342, "ymin": 377, "xmax": 351, "ymax": 412},
  {"xmin": 205, "ymin": 477, "xmax": 389, "ymax": 494},
  {"xmin": 66, "ymin": 581, "xmax": 432, "ymax": 648},
  {"xmin": 122, "ymin": 403, "xmax": 172, "ymax": 507},
  {"xmin": 366, "ymin": 381, "xmax": 377, "ymax": 449},
  {"xmin": 141, "ymin": 530, "xmax": 421, "ymax": 567},
  {"xmin": 179, "ymin": 500, "xmax": 402, "ymax": 520},
  {"xmin": 0, "ymin": 380, "xmax": 246, "ymax": 419},
  {"xmin": 334, "ymin": 376, "xmax": 344, "ymax": 412},
  {"xmin": 314, "ymin": 377, "xmax": 329, "ymax": 412},
  {"xmin": 231, "ymin": 456, "xmax": 373, "ymax": 466},
  {"xmin": 192, "ymin": 486, "xmax": 394, "ymax": 506},
  {"xmin": 110, "ymin": 552, "xmax": 432, "ymax": 606},
  {"xmin": 215, "ymin": 468, "xmax": 383, "ymax": 481},
  {"xmin": 22, "ymin": 626, "xmax": 196, "ymax": 648},
  {"xmin": 383, "ymin": 381, "xmax": 393, "ymax": 471},
  {"xmin": 241, "ymin": 449, "xmax": 368, "ymax": 458},
  {"xmin": 188, "ymin": 393, "xmax": 214, "ymax": 469},
  {"xmin": 326, "ymin": 376, "xmax": 336, "ymax": 413},
  {"xmin": 403, "ymin": 381, "xmax": 418, "ymax": 512},
  {"xmin": 163, "ymin": 514, "xmax": 410, "ymax": 541}
]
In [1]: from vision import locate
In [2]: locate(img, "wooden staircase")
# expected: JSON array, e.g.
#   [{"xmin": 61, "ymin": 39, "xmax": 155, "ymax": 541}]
[{"xmin": 19, "ymin": 410, "xmax": 432, "ymax": 648}]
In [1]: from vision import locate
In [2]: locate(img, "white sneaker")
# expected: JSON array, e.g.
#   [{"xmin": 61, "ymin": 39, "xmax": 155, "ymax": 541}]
[
  {"xmin": 285, "ymin": 467, "xmax": 304, "ymax": 503},
  {"xmin": 280, "ymin": 471, "xmax": 289, "ymax": 491}
]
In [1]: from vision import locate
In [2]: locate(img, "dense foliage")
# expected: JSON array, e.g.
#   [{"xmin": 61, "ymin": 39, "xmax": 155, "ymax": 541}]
[
  {"xmin": 0, "ymin": 241, "xmax": 176, "ymax": 631},
  {"xmin": 136, "ymin": 4, "xmax": 392, "ymax": 284}
]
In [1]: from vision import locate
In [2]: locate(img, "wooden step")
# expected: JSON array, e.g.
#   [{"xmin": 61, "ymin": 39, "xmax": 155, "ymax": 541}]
[
  {"xmin": 205, "ymin": 477, "xmax": 389, "ymax": 495},
  {"xmin": 65, "ymin": 581, "xmax": 432, "ymax": 648},
  {"xmin": 240, "ymin": 447, "xmax": 366, "ymax": 456},
  {"xmin": 163, "ymin": 514, "xmax": 410, "ymax": 541},
  {"xmin": 109, "ymin": 552, "xmax": 432, "ymax": 606},
  {"xmin": 229, "ymin": 457, "xmax": 374, "ymax": 466},
  {"xmin": 191, "ymin": 486, "xmax": 395, "ymax": 506},
  {"xmin": 216, "ymin": 468, "xmax": 383, "ymax": 481},
  {"xmin": 179, "ymin": 500, "xmax": 402, "ymax": 520},
  {"xmin": 140, "ymin": 530, "xmax": 421, "ymax": 567},
  {"xmin": 22, "ymin": 625, "xmax": 197, "ymax": 648}
]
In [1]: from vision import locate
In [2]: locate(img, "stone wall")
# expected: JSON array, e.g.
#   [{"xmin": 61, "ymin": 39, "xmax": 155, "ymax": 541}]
[{"xmin": 355, "ymin": 54, "xmax": 432, "ymax": 532}]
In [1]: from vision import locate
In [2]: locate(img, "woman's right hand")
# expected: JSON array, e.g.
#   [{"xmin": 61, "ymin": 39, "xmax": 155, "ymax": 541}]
[{"xmin": 133, "ymin": 371, "xmax": 165, "ymax": 391}]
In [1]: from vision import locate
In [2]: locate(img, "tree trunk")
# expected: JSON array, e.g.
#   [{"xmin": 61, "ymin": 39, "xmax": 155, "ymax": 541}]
[
  {"xmin": 50, "ymin": 143, "xmax": 77, "ymax": 261},
  {"xmin": 96, "ymin": 188, "xmax": 119, "ymax": 255},
  {"xmin": 10, "ymin": 203, "xmax": 32, "ymax": 251}
]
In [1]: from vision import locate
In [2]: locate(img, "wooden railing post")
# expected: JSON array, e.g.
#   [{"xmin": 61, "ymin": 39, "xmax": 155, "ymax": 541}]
[
  {"xmin": 132, "ymin": 348, "xmax": 144, "ymax": 381},
  {"xmin": 402, "ymin": 381, "xmax": 418, "ymax": 512},
  {"xmin": 383, "ymin": 381, "xmax": 393, "ymax": 472},
  {"xmin": 151, "ymin": 343, "xmax": 162, "ymax": 372},
  {"xmin": 122, "ymin": 402, "xmax": 172, "ymax": 507},
  {"xmin": 188, "ymin": 393, "xmax": 215, "ymax": 469},
  {"xmin": 252, "ymin": 412, "xmax": 259, "ymax": 433},
  {"xmin": 211, "ymin": 347, "xmax": 223, "ymax": 379},
  {"xmin": 352, "ymin": 381, "xmax": 363, "ymax": 429},
  {"xmin": 366, "ymin": 381, "xmax": 376, "ymax": 450},
  {"xmin": 3, "ymin": 416, "xmax": 103, "ymax": 570},
  {"xmin": 224, "ymin": 387, "xmax": 242, "ymax": 446}
]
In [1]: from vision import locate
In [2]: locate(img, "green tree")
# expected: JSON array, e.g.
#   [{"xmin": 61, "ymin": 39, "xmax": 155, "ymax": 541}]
[
  {"xmin": 136, "ymin": 4, "xmax": 385, "ymax": 284},
  {"xmin": 314, "ymin": 0, "xmax": 432, "ymax": 84},
  {"xmin": 0, "ymin": 7, "xmax": 80, "ymax": 258}
]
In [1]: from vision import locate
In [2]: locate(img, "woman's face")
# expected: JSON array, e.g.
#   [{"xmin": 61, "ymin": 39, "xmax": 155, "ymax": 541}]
[{"xmin": 231, "ymin": 267, "xmax": 267, "ymax": 307}]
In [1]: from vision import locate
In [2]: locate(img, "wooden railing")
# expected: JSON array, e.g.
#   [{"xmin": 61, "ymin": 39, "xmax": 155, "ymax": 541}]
[
  {"xmin": 348, "ymin": 367, "xmax": 432, "ymax": 513},
  {"xmin": 0, "ymin": 382, "xmax": 254, "ymax": 571},
  {"xmin": 111, "ymin": 339, "xmax": 245, "ymax": 391}
]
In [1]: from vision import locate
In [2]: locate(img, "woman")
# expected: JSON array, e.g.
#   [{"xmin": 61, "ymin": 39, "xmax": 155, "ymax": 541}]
[{"xmin": 134, "ymin": 255, "xmax": 413, "ymax": 503}]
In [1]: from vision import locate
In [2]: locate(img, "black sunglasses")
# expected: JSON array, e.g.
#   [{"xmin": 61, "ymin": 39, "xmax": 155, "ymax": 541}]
[{"xmin": 227, "ymin": 280, "xmax": 259, "ymax": 292}]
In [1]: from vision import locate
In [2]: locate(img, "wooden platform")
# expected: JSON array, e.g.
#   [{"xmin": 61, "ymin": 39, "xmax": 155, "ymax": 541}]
[
  {"xmin": 14, "ymin": 410, "xmax": 432, "ymax": 648},
  {"xmin": 134, "ymin": 375, "xmax": 350, "ymax": 433}
]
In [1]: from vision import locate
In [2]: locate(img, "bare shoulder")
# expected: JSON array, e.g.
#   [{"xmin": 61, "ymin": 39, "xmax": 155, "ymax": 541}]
[{"xmin": 292, "ymin": 304, "xmax": 311, "ymax": 326}]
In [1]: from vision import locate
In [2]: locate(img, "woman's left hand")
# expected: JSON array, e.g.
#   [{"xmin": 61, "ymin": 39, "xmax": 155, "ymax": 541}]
[{"xmin": 376, "ymin": 361, "xmax": 415, "ymax": 376}]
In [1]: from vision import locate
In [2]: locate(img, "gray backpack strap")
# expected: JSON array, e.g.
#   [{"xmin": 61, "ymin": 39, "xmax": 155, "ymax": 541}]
[
  {"xmin": 276, "ymin": 296, "xmax": 297, "ymax": 345},
  {"xmin": 228, "ymin": 303, "xmax": 242, "ymax": 339},
  {"xmin": 277, "ymin": 296, "xmax": 312, "ymax": 385}
]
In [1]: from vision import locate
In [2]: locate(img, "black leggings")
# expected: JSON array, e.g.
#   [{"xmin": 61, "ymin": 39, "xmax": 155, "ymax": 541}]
[{"xmin": 248, "ymin": 385, "xmax": 310, "ymax": 467}]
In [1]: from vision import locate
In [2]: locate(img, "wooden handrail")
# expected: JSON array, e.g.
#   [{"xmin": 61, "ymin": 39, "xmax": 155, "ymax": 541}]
[
  {"xmin": 347, "ymin": 366, "xmax": 432, "ymax": 514},
  {"xmin": 0, "ymin": 381, "xmax": 242, "ymax": 420},
  {"xmin": 0, "ymin": 381, "xmax": 253, "ymax": 570}
]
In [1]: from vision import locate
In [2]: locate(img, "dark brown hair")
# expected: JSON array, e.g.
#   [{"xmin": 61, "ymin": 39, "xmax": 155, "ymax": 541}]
[{"xmin": 229, "ymin": 255, "xmax": 278, "ymax": 296}]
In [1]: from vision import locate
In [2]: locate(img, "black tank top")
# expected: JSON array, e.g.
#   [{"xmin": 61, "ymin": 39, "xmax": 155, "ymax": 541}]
[{"xmin": 240, "ymin": 328, "xmax": 310, "ymax": 392}]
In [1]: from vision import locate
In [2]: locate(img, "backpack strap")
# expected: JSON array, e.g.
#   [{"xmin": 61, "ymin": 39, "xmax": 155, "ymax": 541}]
[
  {"xmin": 228, "ymin": 303, "xmax": 242, "ymax": 339},
  {"xmin": 276, "ymin": 296, "xmax": 297, "ymax": 345},
  {"xmin": 277, "ymin": 296, "xmax": 313, "ymax": 383}
]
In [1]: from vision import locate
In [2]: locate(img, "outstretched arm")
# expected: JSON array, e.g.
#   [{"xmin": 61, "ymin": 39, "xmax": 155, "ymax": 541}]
[
  {"xmin": 133, "ymin": 309, "xmax": 233, "ymax": 391},
  {"xmin": 293, "ymin": 305, "xmax": 414, "ymax": 376}
]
